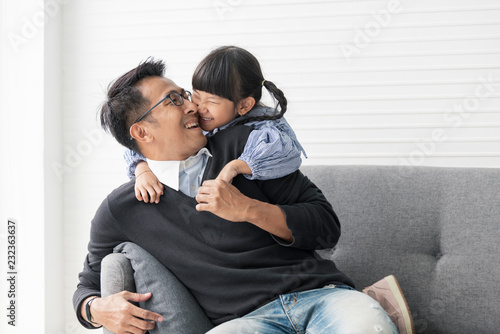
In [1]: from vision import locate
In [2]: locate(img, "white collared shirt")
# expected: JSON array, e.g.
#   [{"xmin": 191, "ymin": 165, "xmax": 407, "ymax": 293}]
[{"xmin": 147, "ymin": 148, "xmax": 212, "ymax": 197}]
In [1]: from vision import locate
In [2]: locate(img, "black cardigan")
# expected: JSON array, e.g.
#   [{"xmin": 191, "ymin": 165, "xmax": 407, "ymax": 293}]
[{"xmin": 73, "ymin": 125, "xmax": 353, "ymax": 327}]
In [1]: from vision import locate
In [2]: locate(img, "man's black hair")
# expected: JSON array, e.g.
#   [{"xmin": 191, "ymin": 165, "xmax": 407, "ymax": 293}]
[{"xmin": 100, "ymin": 58, "xmax": 166, "ymax": 154}]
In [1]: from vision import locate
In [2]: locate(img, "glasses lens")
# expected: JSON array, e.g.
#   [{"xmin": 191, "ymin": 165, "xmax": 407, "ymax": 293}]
[
  {"xmin": 169, "ymin": 92, "xmax": 183, "ymax": 106},
  {"xmin": 183, "ymin": 90, "xmax": 192, "ymax": 101}
]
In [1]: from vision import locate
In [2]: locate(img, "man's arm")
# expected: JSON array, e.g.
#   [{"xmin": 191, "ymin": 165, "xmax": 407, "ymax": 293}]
[
  {"xmin": 196, "ymin": 170, "xmax": 339, "ymax": 249},
  {"xmin": 73, "ymin": 195, "xmax": 163, "ymax": 333},
  {"xmin": 196, "ymin": 179, "xmax": 292, "ymax": 242},
  {"xmin": 79, "ymin": 293, "xmax": 162, "ymax": 333},
  {"xmin": 271, "ymin": 171, "xmax": 341, "ymax": 249}
]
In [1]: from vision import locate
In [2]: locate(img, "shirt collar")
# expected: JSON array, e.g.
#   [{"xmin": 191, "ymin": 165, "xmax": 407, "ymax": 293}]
[{"xmin": 147, "ymin": 148, "xmax": 212, "ymax": 191}]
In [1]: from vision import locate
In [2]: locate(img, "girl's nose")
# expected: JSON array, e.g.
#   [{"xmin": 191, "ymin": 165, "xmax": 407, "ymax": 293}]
[{"xmin": 198, "ymin": 103, "xmax": 208, "ymax": 114}]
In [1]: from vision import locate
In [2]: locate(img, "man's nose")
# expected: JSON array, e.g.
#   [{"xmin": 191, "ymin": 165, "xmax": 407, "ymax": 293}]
[{"xmin": 183, "ymin": 100, "xmax": 198, "ymax": 114}]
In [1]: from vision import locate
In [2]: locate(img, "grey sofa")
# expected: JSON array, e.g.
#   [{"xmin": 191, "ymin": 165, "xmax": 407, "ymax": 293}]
[{"xmin": 101, "ymin": 165, "xmax": 500, "ymax": 334}]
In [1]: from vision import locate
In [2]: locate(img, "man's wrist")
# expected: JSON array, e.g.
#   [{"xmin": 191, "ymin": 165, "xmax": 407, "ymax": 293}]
[
  {"xmin": 242, "ymin": 197, "xmax": 258, "ymax": 223},
  {"xmin": 86, "ymin": 296, "xmax": 100, "ymax": 325},
  {"xmin": 81, "ymin": 296, "xmax": 102, "ymax": 328},
  {"xmin": 245, "ymin": 200, "xmax": 292, "ymax": 242}
]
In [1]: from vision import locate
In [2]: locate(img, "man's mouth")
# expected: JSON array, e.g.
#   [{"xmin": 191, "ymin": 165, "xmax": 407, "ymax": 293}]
[
  {"xmin": 185, "ymin": 121, "xmax": 200, "ymax": 129},
  {"xmin": 200, "ymin": 117, "xmax": 213, "ymax": 122}
]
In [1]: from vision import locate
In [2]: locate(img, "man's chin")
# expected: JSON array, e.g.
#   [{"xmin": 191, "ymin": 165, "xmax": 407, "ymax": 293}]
[{"xmin": 189, "ymin": 134, "xmax": 208, "ymax": 152}]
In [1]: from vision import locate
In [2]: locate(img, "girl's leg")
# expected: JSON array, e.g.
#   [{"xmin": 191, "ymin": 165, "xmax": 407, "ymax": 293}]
[{"xmin": 114, "ymin": 242, "xmax": 214, "ymax": 334}]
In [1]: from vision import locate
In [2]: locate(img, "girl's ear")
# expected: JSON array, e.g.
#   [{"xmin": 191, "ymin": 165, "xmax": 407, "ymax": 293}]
[
  {"xmin": 130, "ymin": 123, "xmax": 153, "ymax": 144},
  {"xmin": 236, "ymin": 97, "xmax": 256, "ymax": 116}
]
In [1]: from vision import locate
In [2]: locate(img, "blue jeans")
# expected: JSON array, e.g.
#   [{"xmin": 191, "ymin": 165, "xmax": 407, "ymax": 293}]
[
  {"xmin": 207, "ymin": 285, "xmax": 397, "ymax": 334},
  {"xmin": 116, "ymin": 242, "xmax": 397, "ymax": 334}
]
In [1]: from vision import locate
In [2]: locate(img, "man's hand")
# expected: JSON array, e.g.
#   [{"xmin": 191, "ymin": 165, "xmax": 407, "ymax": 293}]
[
  {"xmin": 196, "ymin": 179, "xmax": 250, "ymax": 222},
  {"xmin": 82, "ymin": 291, "xmax": 163, "ymax": 334},
  {"xmin": 196, "ymin": 179, "xmax": 293, "ymax": 242}
]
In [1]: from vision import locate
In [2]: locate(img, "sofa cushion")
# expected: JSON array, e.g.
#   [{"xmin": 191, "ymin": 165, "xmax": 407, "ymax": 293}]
[{"xmin": 302, "ymin": 165, "xmax": 500, "ymax": 334}]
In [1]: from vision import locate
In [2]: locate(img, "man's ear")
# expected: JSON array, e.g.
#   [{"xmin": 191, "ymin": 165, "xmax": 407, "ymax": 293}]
[
  {"xmin": 236, "ymin": 97, "xmax": 256, "ymax": 116},
  {"xmin": 130, "ymin": 123, "xmax": 153, "ymax": 144}
]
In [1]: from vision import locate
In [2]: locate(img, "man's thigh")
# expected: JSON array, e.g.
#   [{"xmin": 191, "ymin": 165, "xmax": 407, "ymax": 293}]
[
  {"xmin": 208, "ymin": 286, "xmax": 397, "ymax": 334},
  {"xmin": 289, "ymin": 285, "xmax": 398, "ymax": 334},
  {"xmin": 207, "ymin": 317, "xmax": 288, "ymax": 334},
  {"xmin": 207, "ymin": 297, "xmax": 291, "ymax": 334}
]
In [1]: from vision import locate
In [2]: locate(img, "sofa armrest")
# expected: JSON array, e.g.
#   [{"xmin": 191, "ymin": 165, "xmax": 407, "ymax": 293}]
[{"xmin": 101, "ymin": 253, "xmax": 136, "ymax": 334}]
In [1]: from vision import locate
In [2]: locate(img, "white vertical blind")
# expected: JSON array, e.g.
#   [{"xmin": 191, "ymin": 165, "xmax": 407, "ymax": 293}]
[{"xmin": 60, "ymin": 0, "xmax": 500, "ymax": 331}]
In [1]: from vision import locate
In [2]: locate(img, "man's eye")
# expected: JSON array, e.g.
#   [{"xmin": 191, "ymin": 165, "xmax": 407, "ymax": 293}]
[{"xmin": 170, "ymin": 95, "xmax": 182, "ymax": 105}]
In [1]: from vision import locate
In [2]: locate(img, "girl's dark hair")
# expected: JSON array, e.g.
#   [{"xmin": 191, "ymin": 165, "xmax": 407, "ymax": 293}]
[
  {"xmin": 100, "ymin": 58, "xmax": 165, "ymax": 154},
  {"xmin": 192, "ymin": 46, "xmax": 287, "ymax": 125}
]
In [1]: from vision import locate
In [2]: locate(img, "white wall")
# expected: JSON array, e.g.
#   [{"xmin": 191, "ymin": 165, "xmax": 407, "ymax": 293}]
[
  {"xmin": 0, "ymin": 1, "xmax": 64, "ymax": 333},
  {"xmin": 0, "ymin": 0, "xmax": 499, "ymax": 332}
]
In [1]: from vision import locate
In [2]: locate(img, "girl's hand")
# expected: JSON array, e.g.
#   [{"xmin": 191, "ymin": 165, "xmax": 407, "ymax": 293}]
[
  {"xmin": 134, "ymin": 161, "xmax": 164, "ymax": 203},
  {"xmin": 216, "ymin": 159, "xmax": 252, "ymax": 183}
]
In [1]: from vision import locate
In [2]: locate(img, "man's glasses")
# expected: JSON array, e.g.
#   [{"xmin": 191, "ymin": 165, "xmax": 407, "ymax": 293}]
[{"xmin": 133, "ymin": 90, "xmax": 192, "ymax": 124}]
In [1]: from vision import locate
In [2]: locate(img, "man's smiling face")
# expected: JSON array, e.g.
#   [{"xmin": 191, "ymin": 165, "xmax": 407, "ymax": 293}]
[{"xmin": 136, "ymin": 76, "xmax": 207, "ymax": 161}]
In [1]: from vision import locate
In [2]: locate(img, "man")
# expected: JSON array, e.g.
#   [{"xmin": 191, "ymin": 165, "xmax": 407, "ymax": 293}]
[{"xmin": 73, "ymin": 59, "xmax": 409, "ymax": 334}]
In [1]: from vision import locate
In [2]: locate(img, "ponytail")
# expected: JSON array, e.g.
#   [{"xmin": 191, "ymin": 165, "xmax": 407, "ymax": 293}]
[{"xmin": 235, "ymin": 79, "xmax": 288, "ymax": 126}]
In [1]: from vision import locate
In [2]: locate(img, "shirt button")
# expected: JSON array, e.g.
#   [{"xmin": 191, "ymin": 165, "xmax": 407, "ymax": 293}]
[{"xmin": 191, "ymin": 186, "xmax": 195, "ymax": 191}]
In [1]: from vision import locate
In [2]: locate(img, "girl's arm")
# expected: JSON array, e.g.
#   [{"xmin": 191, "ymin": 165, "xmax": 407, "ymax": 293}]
[
  {"xmin": 216, "ymin": 118, "xmax": 305, "ymax": 183},
  {"xmin": 134, "ymin": 161, "xmax": 164, "ymax": 203},
  {"xmin": 123, "ymin": 149, "xmax": 146, "ymax": 179},
  {"xmin": 124, "ymin": 149, "xmax": 164, "ymax": 203},
  {"xmin": 216, "ymin": 159, "xmax": 252, "ymax": 183}
]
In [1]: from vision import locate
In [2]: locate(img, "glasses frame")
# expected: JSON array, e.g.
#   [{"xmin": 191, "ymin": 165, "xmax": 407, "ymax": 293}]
[
  {"xmin": 129, "ymin": 90, "xmax": 192, "ymax": 141},
  {"xmin": 133, "ymin": 89, "xmax": 192, "ymax": 124}
]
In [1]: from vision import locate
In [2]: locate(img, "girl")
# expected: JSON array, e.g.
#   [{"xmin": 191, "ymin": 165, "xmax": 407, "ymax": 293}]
[{"xmin": 125, "ymin": 46, "xmax": 306, "ymax": 203}]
